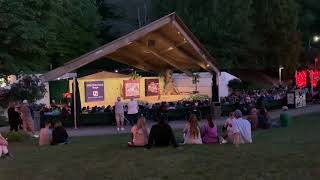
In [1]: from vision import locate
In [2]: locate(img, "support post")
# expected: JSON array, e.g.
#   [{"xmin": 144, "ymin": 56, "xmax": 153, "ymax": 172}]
[
  {"xmin": 211, "ymin": 72, "xmax": 219, "ymax": 102},
  {"xmin": 73, "ymin": 77, "xmax": 78, "ymax": 129}
]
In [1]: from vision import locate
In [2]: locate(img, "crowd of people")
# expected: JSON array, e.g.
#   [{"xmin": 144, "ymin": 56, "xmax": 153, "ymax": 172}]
[
  {"xmin": 126, "ymin": 109, "xmax": 254, "ymax": 148},
  {"xmin": 221, "ymin": 85, "xmax": 289, "ymax": 110}
]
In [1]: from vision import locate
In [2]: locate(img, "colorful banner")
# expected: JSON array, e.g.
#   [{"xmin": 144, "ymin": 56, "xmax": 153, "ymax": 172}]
[
  {"xmin": 85, "ymin": 81, "xmax": 104, "ymax": 102},
  {"xmin": 123, "ymin": 80, "xmax": 140, "ymax": 99},
  {"xmin": 145, "ymin": 79, "xmax": 159, "ymax": 96}
]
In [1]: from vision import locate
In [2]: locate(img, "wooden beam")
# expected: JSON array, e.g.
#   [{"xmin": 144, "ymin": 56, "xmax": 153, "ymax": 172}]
[
  {"xmin": 41, "ymin": 16, "xmax": 172, "ymax": 82},
  {"xmin": 151, "ymin": 32, "xmax": 211, "ymax": 71},
  {"xmin": 172, "ymin": 20, "xmax": 219, "ymax": 74},
  {"xmin": 134, "ymin": 41, "xmax": 193, "ymax": 76},
  {"xmin": 106, "ymin": 54, "xmax": 155, "ymax": 72}
]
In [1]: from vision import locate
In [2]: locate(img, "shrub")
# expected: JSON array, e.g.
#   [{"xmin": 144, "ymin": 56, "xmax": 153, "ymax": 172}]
[{"xmin": 6, "ymin": 131, "xmax": 30, "ymax": 142}]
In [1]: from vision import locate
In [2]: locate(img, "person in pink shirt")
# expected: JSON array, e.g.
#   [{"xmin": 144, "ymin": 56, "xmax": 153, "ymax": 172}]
[
  {"xmin": 128, "ymin": 116, "xmax": 148, "ymax": 147},
  {"xmin": 0, "ymin": 133, "xmax": 12, "ymax": 159},
  {"xmin": 201, "ymin": 116, "xmax": 218, "ymax": 144},
  {"xmin": 39, "ymin": 122, "xmax": 52, "ymax": 146}
]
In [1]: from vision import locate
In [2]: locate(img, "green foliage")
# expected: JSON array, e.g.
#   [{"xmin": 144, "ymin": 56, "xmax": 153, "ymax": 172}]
[
  {"xmin": 228, "ymin": 79, "xmax": 243, "ymax": 91},
  {"xmin": 0, "ymin": 75, "xmax": 46, "ymax": 107},
  {"xmin": 151, "ymin": 0, "xmax": 302, "ymax": 75},
  {"xmin": 183, "ymin": 94, "xmax": 210, "ymax": 102},
  {"xmin": 5, "ymin": 131, "xmax": 30, "ymax": 142},
  {"xmin": 0, "ymin": 0, "xmax": 101, "ymax": 75}
]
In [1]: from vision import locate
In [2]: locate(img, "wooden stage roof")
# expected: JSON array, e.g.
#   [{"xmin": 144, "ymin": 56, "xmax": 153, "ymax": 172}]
[{"xmin": 42, "ymin": 12, "xmax": 219, "ymax": 82}]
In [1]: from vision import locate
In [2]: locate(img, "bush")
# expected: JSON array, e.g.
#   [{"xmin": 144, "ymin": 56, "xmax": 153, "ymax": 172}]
[
  {"xmin": 0, "ymin": 116, "xmax": 8, "ymax": 127},
  {"xmin": 183, "ymin": 94, "xmax": 210, "ymax": 101},
  {"xmin": 6, "ymin": 131, "xmax": 30, "ymax": 142}
]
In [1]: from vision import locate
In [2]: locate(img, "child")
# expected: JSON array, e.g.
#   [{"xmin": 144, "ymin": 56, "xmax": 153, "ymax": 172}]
[
  {"xmin": 39, "ymin": 121, "xmax": 52, "ymax": 146},
  {"xmin": 128, "ymin": 116, "xmax": 148, "ymax": 147},
  {"xmin": 0, "ymin": 133, "xmax": 12, "ymax": 159},
  {"xmin": 51, "ymin": 121, "xmax": 69, "ymax": 145}
]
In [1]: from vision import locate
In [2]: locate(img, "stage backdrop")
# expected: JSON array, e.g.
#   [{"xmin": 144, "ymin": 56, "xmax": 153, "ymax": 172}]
[
  {"xmin": 123, "ymin": 80, "xmax": 140, "ymax": 99},
  {"xmin": 145, "ymin": 79, "xmax": 159, "ymax": 96},
  {"xmin": 85, "ymin": 81, "xmax": 105, "ymax": 102}
]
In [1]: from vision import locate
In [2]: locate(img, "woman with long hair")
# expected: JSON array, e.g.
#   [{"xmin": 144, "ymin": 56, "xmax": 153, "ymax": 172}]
[
  {"xmin": 183, "ymin": 114, "xmax": 202, "ymax": 144},
  {"xmin": 128, "ymin": 116, "xmax": 149, "ymax": 147},
  {"xmin": 201, "ymin": 116, "xmax": 218, "ymax": 144}
]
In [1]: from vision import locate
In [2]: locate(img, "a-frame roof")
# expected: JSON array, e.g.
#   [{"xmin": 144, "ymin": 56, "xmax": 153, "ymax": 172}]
[{"xmin": 41, "ymin": 12, "xmax": 219, "ymax": 82}]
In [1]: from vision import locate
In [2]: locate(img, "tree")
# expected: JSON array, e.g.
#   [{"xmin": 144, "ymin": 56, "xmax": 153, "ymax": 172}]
[
  {"xmin": 253, "ymin": 0, "xmax": 302, "ymax": 75},
  {"xmin": 0, "ymin": 0, "xmax": 101, "ymax": 75},
  {"xmin": 0, "ymin": 75, "xmax": 46, "ymax": 108}
]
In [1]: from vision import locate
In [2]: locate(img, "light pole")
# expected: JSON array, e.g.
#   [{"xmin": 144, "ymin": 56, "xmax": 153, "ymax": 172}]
[
  {"xmin": 279, "ymin": 66, "xmax": 284, "ymax": 84},
  {"xmin": 308, "ymin": 35, "xmax": 320, "ymax": 50}
]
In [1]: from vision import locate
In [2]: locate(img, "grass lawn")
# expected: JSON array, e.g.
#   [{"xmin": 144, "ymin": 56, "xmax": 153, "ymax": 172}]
[{"xmin": 0, "ymin": 113, "xmax": 320, "ymax": 180}]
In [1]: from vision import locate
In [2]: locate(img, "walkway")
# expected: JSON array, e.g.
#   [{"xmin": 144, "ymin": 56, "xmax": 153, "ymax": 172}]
[
  {"xmin": 66, "ymin": 104, "xmax": 320, "ymax": 137},
  {"xmin": 1, "ymin": 104, "xmax": 319, "ymax": 137}
]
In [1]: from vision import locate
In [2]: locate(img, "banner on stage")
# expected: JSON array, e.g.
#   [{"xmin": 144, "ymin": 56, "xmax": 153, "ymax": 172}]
[
  {"xmin": 145, "ymin": 79, "xmax": 159, "ymax": 96},
  {"xmin": 123, "ymin": 80, "xmax": 140, "ymax": 99},
  {"xmin": 85, "ymin": 81, "xmax": 105, "ymax": 102}
]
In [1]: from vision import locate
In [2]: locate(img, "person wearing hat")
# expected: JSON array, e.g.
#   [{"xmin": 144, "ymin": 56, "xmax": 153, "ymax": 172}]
[
  {"xmin": 231, "ymin": 110, "xmax": 252, "ymax": 147},
  {"xmin": 280, "ymin": 106, "xmax": 291, "ymax": 127}
]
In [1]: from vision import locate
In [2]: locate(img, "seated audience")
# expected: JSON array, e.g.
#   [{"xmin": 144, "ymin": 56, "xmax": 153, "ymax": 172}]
[
  {"xmin": 128, "ymin": 117, "xmax": 148, "ymax": 147},
  {"xmin": 231, "ymin": 110, "xmax": 252, "ymax": 147},
  {"xmin": 0, "ymin": 133, "xmax": 12, "ymax": 159},
  {"xmin": 39, "ymin": 122, "xmax": 52, "ymax": 146},
  {"xmin": 146, "ymin": 115, "xmax": 178, "ymax": 148},
  {"xmin": 201, "ymin": 116, "xmax": 218, "ymax": 144},
  {"xmin": 51, "ymin": 121, "xmax": 69, "ymax": 145},
  {"xmin": 183, "ymin": 114, "xmax": 202, "ymax": 144},
  {"xmin": 247, "ymin": 108, "xmax": 258, "ymax": 130},
  {"xmin": 280, "ymin": 106, "xmax": 291, "ymax": 127},
  {"xmin": 258, "ymin": 108, "xmax": 270, "ymax": 129}
]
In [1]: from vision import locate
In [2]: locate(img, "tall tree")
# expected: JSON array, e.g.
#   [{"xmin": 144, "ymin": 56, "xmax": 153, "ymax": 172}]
[
  {"xmin": 0, "ymin": 0, "xmax": 101, "ymax": 75},
  {"xmin": 151, "ymin": 0, "xmax": 258, "ymax": 69},
  {"xmin": 253, "ymin": 0, "xmax": 302, "ymax": 74}
]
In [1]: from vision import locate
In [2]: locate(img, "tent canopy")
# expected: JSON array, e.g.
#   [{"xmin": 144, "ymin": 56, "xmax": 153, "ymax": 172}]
[{"xmin": 41, "ymin": 12, "xmax": 219, "ymax": 82}]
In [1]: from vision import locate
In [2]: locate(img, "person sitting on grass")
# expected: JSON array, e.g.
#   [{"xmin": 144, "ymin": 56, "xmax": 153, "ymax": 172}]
[
  {"xmin": 258, "ymin": 108, "xmax": 270, "ymax": 129},
  {"xmin": 39, "ymin": 121, "xmax": 52, "ymax": 146},
  {"xmin": 0, "ymin": 133, "xmax": 13, "ymax": 159},
  {"xmin": 221, "ymin": 112, "xmax": 235, "ymax": 143},
  {"xmin": 183, "ymin": 114, "xmax": 202, "ymax": 144},
  {"xmin": 51, "ymin": 121, "xmax": 69, "ymax": 145},
  {"xmin": 146, "ymin": 115, "xmax": 178, "ymax": 149},
  {"xmin": 280, "ymin": 106, "xmax": 291, "ymax": 127},
  {"xmin": 231, "ymin": 110, "xmax": 252, "ymax": 148},
  {"xmin": 128, "ymin": 116, "xmax": 148, "ymax": 147},
  {"xmin": 247, "ymin": 108, "xmax": 258, "ymax": 131},
  {"xmin": 200, "ymin": 115, "xmax": 218, "ymax": 144}
]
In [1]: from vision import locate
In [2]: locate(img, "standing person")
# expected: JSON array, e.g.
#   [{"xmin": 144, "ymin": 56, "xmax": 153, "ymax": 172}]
[
  {"xmin": 128, "ymin": 116, "xmax": 149, "ymax": 147},
  {"xmin": 201, "ymin": 115, "xmax": 218, "ymax": 144},
  {"xmin": 183, "ymin": 114, "xmax": 202, "ymax": 144},
  {"xmin": 114, "ymin": 97, "xmax": 125, "ymax": 131},
  {"xmin": 231, "ymin": 110, "xmax": 252, "ymax": 147},
  {"xmin": 127, "ymin": 97, "xmax": 139, "ymax": 125},
  {"xmin": 16, "ymin": 101, "xmax": 35, "ymax": 136},
  {"xmin": 146, "ymin": 114, "xmax": 178, "ymax": 149},
  {"xmin": 7, "ymin": 102, "xmax": 20, "ymax": 132}
]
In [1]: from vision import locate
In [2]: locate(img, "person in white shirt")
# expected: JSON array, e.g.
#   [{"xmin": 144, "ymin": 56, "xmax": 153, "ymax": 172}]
[
  {"xmin": 231, "ymin": 110, "xmax": 252, "ymax": 147},
  {"xmin": 127, "ymin": 97, "xmax": 139, "ymax": 125},
  {"xmin": 114, "ymin": 97, "xmax": 125, "ymax": 131}
]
